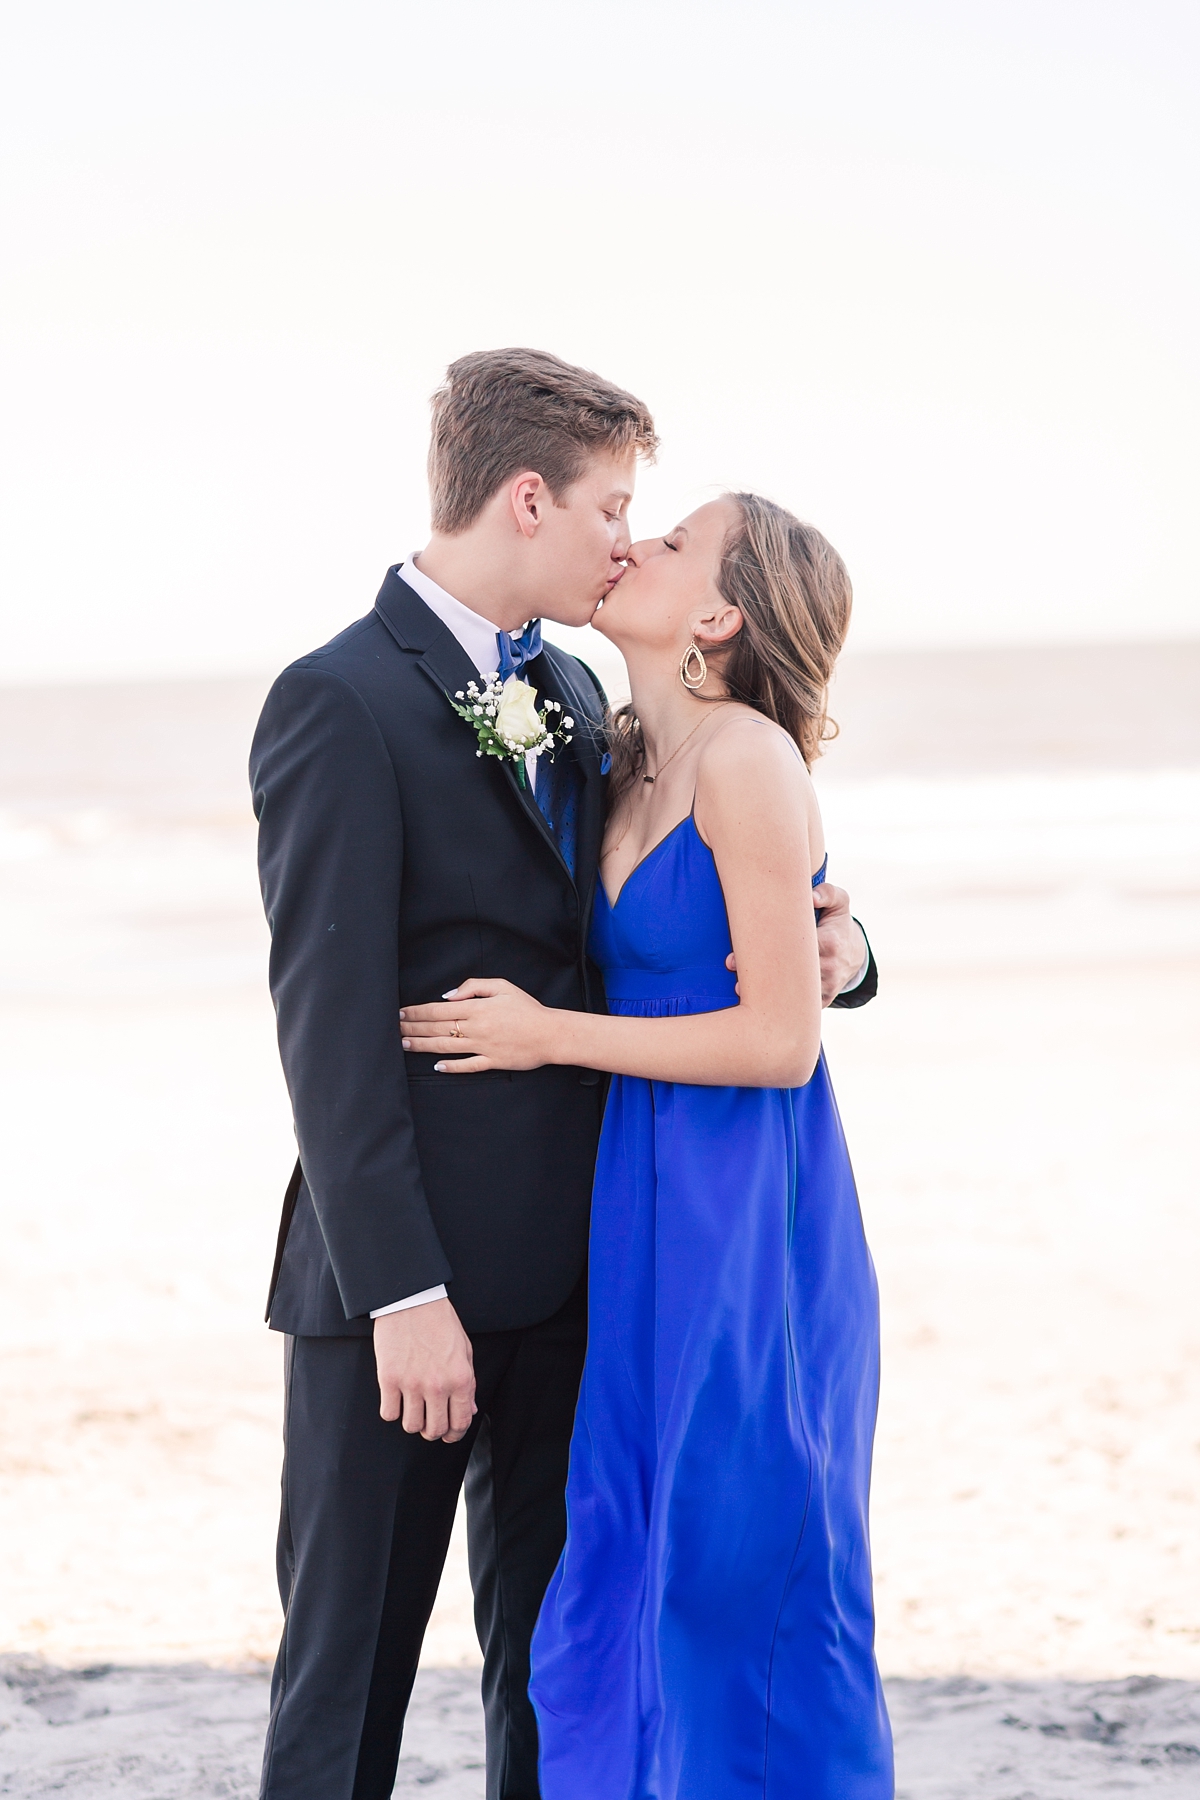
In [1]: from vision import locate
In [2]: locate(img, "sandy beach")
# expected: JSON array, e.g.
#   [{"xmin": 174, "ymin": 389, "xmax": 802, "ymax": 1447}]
[{"xmin": 1, "ymin": 642, "xmax": 1197, "ymax": 1792}]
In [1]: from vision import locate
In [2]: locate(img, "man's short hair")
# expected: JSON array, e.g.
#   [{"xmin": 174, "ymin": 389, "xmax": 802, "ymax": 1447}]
[{"xmin": 428, "ymin": 348, "xmax": 658, "ymax": 534}]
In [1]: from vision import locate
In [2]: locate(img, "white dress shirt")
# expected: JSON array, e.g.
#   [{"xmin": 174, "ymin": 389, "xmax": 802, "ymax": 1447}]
[
  {"xmin": 370, "ymin": 555, "xmax": 534, "ymax": 1319},
  {"xmin": 398, "ymin": 553, "xmax": 515, "ymax": 679}
]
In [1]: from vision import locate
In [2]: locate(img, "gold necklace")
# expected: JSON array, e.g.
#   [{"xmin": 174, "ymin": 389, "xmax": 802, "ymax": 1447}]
[{"xmin": 642, "ymin": 704, "xmax": 731, "ymax": 784}]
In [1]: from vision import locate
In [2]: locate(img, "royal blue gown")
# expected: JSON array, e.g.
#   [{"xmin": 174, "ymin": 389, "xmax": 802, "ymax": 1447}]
[{"xmin": 529, "ymin": 817, "xmax": 893, "ymax": 1799}]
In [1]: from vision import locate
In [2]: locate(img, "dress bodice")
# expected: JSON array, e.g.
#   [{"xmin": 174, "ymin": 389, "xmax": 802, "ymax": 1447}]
[{"xmin": 589, "ymin": 814, "xmax": 827, "ymax": 1012}]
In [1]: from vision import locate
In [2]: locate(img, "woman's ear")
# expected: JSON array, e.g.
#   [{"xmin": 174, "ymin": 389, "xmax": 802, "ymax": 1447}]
[{"xmin": 692, "ymin": 601, "xmax": 743, "ymax": 648}]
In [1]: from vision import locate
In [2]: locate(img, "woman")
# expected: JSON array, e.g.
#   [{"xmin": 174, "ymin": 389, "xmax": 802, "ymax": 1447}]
[{"xmin": 400, "ymin": 494, "xmax": 893, "ymax": 1798}]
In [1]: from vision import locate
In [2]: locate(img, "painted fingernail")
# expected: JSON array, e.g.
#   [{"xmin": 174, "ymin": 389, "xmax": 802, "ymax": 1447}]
[
  {"xmin": 434, "ymin": 1062, "xmax": 447, "ymax": 1072},
  {"xmin": 442, "ymin": 989, "xmax": 458, "ymax": 999},
  {"xmin": 398, "ymin": 1009, "xmax": 406, "ymax": 1019},
  {"xmin": 401, "ymin": 1039, "xmax": 411, "ymax": 1049}
]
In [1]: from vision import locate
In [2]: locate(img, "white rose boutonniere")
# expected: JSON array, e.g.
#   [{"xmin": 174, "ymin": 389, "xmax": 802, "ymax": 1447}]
[
  {"xmin": 495, "ymin": 677, "xmax": 544, "ymax": 744},
  {"xmin": 449, "ymin": 674, "xmax": 574, "ymax": 788}
]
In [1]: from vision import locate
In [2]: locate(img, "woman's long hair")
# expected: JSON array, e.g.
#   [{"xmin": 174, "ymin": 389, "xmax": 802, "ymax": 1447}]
[{"xmin": 606, "ymin": 493, "xmax": 853, "ymax": 809}]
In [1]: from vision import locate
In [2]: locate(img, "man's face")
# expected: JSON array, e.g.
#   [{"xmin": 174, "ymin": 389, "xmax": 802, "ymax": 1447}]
[{"xmin": 528, "ymin": 452, "xmax": 636, "ymax": 627}]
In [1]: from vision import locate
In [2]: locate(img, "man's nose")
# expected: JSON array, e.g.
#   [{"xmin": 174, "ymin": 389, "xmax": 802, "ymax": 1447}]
[{"xmin": 612, "ymin": 524, "xmax": 632, "ymax": 559}]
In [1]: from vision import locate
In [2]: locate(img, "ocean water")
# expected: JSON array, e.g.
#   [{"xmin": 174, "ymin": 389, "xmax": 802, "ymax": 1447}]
[
  {"xmin": 0, "ymin": 663, "xmax": 1197, "ymax": 1674},
  {"xmin": 816, "ymin": 765, "xmax": 1200, "ymax": 970}
]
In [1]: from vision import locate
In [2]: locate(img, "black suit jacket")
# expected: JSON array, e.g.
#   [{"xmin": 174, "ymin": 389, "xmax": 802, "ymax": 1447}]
[{"xmin": 252, "ymin": 569, "xmax": 611, "ymax": 1337}]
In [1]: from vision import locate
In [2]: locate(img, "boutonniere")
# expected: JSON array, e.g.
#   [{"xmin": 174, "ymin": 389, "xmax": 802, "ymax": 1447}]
[{"xmin": 450, "ymin": 675, "xmax": 574, "ymax": 789}]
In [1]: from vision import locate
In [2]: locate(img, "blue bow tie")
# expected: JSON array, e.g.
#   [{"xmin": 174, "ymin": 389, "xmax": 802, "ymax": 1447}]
[{"xmin": 496, "ymin": 618, "xmax": 543, "ymax": 683}]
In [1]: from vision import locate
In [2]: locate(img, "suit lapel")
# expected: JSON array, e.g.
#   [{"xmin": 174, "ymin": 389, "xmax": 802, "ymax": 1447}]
[
  {"xmin": 374, "ymin": 570, "xmax": 575, "ymax": 879},
  {"xmin": 533, "ymin": 645, "xmax": 608, "ymax": 898},
  {"xmin": 413, "ymin": 633, "xmax": 483, "ymax": 708},
  {"xmin": 416, "ymin": 634, "xmax": 569, "ymax": 875},
  {"xmin": 496, "ymin": 739, "xmax": 568, "ymax": 875}
]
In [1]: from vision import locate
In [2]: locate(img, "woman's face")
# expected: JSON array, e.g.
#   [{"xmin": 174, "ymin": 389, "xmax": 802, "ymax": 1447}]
[{"xmin": 593, "ymin": 498, "xmax": 741, "ymax": 655}]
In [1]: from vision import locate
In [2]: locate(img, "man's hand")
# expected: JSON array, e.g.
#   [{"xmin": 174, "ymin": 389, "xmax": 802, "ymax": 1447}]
[
  {"xmin": 811, "ymin": 883, "xmax": 869, "ymax": 1006},
  {"xmin": 373, "ymin": 1299, "xmax": 477, "ymax": 1443},
  {"xmin": 725, "ymin": 882, "xmax": 868, "ymax": 1008}
]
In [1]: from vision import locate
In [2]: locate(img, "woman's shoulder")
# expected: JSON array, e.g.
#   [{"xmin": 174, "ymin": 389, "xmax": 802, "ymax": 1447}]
[
  {"xmin": 694, "ymin": 706, "xmax": 822, "ymax": 861},
  {"xmin": 698, "ymin": 706, "xmax": 813, "ymax": 793}
]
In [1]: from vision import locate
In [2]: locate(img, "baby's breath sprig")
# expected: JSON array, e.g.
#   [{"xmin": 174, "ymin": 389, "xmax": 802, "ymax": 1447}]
[{"xmin": 448, "ymin": 675, "xmax": 574, "ymax": 789}]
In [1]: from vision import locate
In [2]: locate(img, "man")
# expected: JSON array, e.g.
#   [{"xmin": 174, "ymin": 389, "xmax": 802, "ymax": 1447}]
[{"xmin": 251, "ymin": 348, "xmax": 876, "ymax": 1800}]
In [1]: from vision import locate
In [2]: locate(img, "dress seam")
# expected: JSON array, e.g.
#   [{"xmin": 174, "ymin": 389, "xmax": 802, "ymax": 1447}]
[
  {"xmin": 259, "ymin": 1335, "xmax": 295, "ymax": 1798},
  {"xmin": 762, "ymin": 1089, "xmax": 814, "ymax": 1797},
  {"xmin": 483, "ymin": 1427, "xmax": 513, "ymax": 1798}
]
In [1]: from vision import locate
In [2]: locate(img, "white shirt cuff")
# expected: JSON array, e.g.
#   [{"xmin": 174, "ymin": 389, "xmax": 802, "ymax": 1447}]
[
  {"xmin": 369, "ymin": 1284, "xmax": 448, "ymax": 1318},
  {"xmin": 839, "ymin": 946, "xmax": 872, "ymax": 994}
]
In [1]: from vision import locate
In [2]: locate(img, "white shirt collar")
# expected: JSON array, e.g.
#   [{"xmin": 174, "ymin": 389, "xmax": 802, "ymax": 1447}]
[{"xmin": 398, "ymin": 553, "xmax": 515, "ymax": 681}]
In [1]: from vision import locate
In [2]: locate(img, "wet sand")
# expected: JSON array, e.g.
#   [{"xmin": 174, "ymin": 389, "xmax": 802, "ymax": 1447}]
[
  {"xmin": 0, "ymin": 642, "xmax": 1197, "ymax": 1792},
  {"xmin": 4, "ymin": 1659, "xmax": 1200, "ymax": 1797}
]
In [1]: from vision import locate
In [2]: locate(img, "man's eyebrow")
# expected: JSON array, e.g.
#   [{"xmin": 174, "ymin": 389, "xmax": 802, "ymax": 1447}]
[{"xmin": 605, "ymin": 488, "xmax": 634, "ymax": 504}]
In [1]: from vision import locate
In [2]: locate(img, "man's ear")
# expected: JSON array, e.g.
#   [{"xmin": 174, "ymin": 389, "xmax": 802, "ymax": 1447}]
[
  {"xmin": 692, "ymin": 601, "xmax": 743, "ymax": 648},
  {"xmin": 508, "ymin": 472, "xmax": 547, "ymax": 541}
]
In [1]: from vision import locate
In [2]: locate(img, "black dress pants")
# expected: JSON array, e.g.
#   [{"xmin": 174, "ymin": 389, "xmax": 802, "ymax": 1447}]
[{"xmin": 260, "ymin": 1279, "xmax": 587, "ymax": 1800}]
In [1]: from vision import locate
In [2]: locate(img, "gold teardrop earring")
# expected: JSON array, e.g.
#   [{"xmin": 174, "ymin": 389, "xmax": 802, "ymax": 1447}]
[{"xmin": 679, "ymin": 639, "xmax": 708, "ymax": 691}]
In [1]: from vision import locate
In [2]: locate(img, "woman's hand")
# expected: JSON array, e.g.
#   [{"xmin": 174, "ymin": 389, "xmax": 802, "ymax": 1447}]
[{"xmin": 400, "ymin": 979, "xmax": 565, "ymax": 1073}]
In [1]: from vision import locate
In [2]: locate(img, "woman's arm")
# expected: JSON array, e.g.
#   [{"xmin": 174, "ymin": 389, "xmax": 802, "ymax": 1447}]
[{"xmin": 401, "ymin": 721, "xmax": 824, "ymax": 1088}]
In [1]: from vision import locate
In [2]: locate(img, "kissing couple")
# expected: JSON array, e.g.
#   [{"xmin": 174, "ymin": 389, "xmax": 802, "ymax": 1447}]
[{"xmin": 251, "ymin": 349, "xmax": 894, "ymax": 1800}]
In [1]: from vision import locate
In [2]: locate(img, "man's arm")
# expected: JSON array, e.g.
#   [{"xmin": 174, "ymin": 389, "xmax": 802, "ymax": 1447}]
[
  {"xmin": 253, "ymin": 666, "xmax": 474, "ymax": 1440},
  {"xmin": 816, "ymin": 882, "xmax": 878, "ymax": 1010},
  {"xmin": 826, "ymin": 931, "xmax": 877, "ymax": 1008}
]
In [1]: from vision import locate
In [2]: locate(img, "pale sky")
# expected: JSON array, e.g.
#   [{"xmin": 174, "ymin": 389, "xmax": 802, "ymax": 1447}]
[{"xmin": 2, "ymin": 0, "xmax": 1198, "ymax": 682}]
